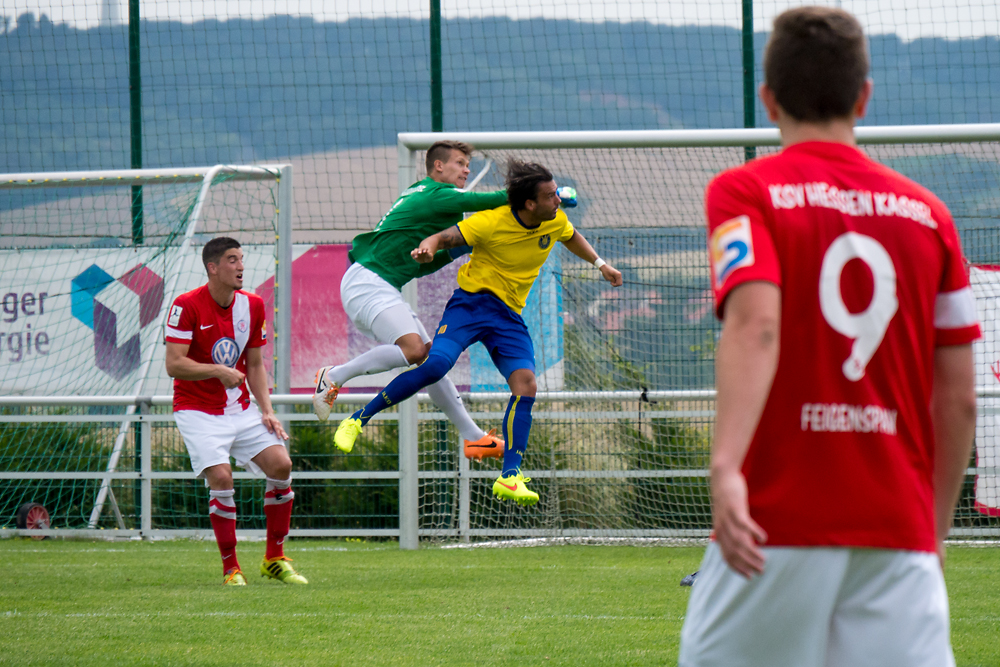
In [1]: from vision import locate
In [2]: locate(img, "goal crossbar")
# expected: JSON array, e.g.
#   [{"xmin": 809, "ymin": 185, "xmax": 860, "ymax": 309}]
[
  {"xmin": 399, "ymin": 123, "xmax": 1000, "ymax": 151},
  {"xmin": 0, "ymin": 164, "xmax": 288, "ymax": 189}
]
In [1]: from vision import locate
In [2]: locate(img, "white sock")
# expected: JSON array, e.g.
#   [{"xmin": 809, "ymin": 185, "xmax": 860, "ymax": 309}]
[
  {"xmin": 265, "ymin": 477, "xmax": 292, "ymax": 492},
  {"xmin": 331, "ymin": 344, "xmax": 409, "ymax": 387},
  {"xmin": 426, "ymin": 375, "xmax": 486, "ymax": 442},
  {"xmin": 209, "ymin": 488, "xmax": 235, "ymax": 503}
]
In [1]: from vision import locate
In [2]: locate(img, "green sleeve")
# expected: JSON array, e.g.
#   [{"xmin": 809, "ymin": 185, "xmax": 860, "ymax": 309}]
[
  {"xmin": 417, "ymin": 249, "xmax": 456, "ymax": 276},
  {"xmin": 431, "ymin": 188, "xmax": 507, "ymax": 215},
  {"xmin": 410, "ymin": 249, "xmax": 456, "ymax": 280}
]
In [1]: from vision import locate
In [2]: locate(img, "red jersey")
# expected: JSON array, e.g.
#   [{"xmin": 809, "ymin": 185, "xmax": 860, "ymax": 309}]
[
  {"xmin": 164, "ymin": 285, "xmax": 267, "ymax": 415},
  {"xmin": 707, "ymin": 141, "xmax": 981, "ymax": 552}
]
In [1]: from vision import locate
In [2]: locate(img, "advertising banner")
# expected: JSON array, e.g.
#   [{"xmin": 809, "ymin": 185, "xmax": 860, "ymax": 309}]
[
  {"xmin": 0, "ymin": 243, "xmax": 565, "ymax": 396},
  {"xmin": 970, "ymin": 266, "xmax": 1000, "ymax": 517}
]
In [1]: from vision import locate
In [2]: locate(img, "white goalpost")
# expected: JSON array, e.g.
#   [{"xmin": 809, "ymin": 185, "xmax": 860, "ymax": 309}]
[
  {"xmin": 0, "ymin": 164, "xmax": 293, "ymax": 536},
  {"xmin": 397, "ymin": 124, "xmax": 1000, "ymax": 544}
]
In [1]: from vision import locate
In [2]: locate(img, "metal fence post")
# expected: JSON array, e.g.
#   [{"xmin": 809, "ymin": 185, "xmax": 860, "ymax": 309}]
[
  {"xmin": 458, "ymin": 435, "xmax": 470, "ymax": 543},
  {"xmin": 140, "ymin": 400, "xmax": 152, "ymax": 536},
  {"xmin": 275, "ymin": 164, "xmax": 293, "ymax": 435},
  {"xmin": 398, "ymin": 281, "xmax": 420, "ymax": 550},
  {"xmin": 396, "ymin": 142, "xmax": 420, "ymax": 550}
]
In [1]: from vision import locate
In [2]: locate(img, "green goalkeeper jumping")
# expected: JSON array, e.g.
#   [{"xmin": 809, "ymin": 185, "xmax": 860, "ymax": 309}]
[
  {"xmin": 312, "ymin": 140, "xmax": 509, "ymax": 458},
  {"xmin": 333, "ymin": 159, "xmax": 621, "ymax": 504}
]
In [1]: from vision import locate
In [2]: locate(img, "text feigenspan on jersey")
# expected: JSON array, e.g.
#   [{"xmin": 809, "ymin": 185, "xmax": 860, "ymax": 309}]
[
  {"xmin": 768, "ymin": 182, "xmax": 937, "ymax": 229},
  {"xmin": 800, "ymin": 402, "xmax": 898, "ymax": 435}
]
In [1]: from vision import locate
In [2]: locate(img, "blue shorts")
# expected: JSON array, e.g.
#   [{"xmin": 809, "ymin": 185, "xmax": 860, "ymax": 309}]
[{"xmin": 432, "ymin": 289, "xmax": 535, "ymax": 379}]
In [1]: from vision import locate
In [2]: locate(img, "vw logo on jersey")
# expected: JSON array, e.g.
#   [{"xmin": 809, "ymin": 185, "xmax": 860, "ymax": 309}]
[
  {"xmin": 211, "ymin": 337, "xmax": 240, "ymax": 367},
  {"xmin": 538, "ymin": 234, "xmax": 551, "ymax": 249},
  {"xmin": 236, "ymin": 319, "xmax": 248, "ymax": 333}
]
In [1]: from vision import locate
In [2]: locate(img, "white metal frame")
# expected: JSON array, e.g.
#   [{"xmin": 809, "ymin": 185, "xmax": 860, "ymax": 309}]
[
  {"xmin": 398, "ymin": 123, "xmax": 1000, "ymax": 151},
  {"xmin": 0, "ymin": 164, "xmax": 293, "ymax": 530},
  {"xmin": 5, "ymin": 126, "xmax": 1000, "ymax": 542},
  {"xmin": 0, "ymin": 390, "xmax": 997, "ymax": 539},
  {"xmin": 393, "ymin": 124, "xmax": 1000, "ymax": 544}
]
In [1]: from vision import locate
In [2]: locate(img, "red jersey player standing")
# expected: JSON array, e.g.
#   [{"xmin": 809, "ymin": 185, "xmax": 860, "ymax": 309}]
[
  {"xmin": 679, "ymin": 8, "xmax": 978, "ymax": 667},
  {"xmin": 165, "ymin": 237, "xmax": 307, "ymax": 586}
]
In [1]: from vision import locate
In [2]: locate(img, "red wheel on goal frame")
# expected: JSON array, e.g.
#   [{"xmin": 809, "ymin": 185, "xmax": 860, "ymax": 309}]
[{"xmin": 15, "ymin": 502, "xmax": 50, "ymax": 540}]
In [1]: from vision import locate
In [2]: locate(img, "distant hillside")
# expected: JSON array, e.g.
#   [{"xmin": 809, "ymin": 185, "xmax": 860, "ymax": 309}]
[{"xmin": 1, "ymin": 14, "xmax": 998, "ymax": 173}]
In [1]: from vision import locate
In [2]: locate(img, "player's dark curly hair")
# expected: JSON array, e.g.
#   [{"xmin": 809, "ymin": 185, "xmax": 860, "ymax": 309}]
[
  {"xmin": 202, "ymin": 236, "xmax": 241, "ymax": 271},
  {"xmin": 505, "ymin": 159, "xmax": 553, "ymax": 211}
]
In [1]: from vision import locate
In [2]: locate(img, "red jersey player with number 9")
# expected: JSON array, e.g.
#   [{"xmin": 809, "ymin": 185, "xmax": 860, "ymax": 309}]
[
  {"xmin": 679, "ymin": 8, "xmax": 979, "ymax": 667},
  {"xmin": 165, "ymin": 237, "xmax": 307, "ymax": 586}
]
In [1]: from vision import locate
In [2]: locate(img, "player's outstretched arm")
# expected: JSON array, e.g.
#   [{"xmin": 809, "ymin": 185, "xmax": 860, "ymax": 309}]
[
  {"xmin": 561, "ymin": 230, "xmax": 623, "ymax": 286},
  {"xmin": 245, "ymin": 346, "xmax": 289, "ymax": 440},
  {"xmin": 433, "ymin": 187, "xmax": 507, "ymax": 215},
  {"xmin": 165, "ymin": 341, "xmax": 245, "ymax": 388},
  {"xmin": 930, "ymin": 343, "xmax": 976, "ymax": 567},
  {"xmin": 711, "ymin": 281, "xmax": 780, "ymax": 578},
  {"xmin": 411, "ymin": 225, "xmax": 469, "ymax": 264}
]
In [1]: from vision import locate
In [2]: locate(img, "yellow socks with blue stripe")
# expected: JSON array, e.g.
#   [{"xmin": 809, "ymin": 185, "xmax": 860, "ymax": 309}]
[
  {"xmin": 352, "ymin": 349, "xmax": 455, "ymax": 426},
  {"xmin": 501, "ymin": 395, "xmax": 535, "ymax": 477}
]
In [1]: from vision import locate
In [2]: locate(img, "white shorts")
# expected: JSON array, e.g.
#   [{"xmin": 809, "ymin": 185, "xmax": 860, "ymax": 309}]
[
  {"xmin": 174, "ymin": 405, "xmax": 283, "ymax": 478},
  {"xmin": 340, "ymin": 262, "xmax": 430, "ymax": 345},
  {"xmin": 679, "ymin": 543, "xmax": 954, "ymax": 667}
]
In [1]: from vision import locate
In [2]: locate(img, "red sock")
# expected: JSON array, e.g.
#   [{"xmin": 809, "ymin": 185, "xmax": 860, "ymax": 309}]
[
  {"xmin": 209, "ymin": 489, "xmax": 239, "ymax": 574},
  {"xmin": 264, "ymin": 478, "xmax": 294, "ymax": 560}
]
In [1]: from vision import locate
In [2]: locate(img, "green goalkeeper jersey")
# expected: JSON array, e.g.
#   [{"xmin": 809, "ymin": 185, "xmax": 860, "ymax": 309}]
[{"xmin": 348, "ymin": 178, "xmax": 507, "ymax": 290}]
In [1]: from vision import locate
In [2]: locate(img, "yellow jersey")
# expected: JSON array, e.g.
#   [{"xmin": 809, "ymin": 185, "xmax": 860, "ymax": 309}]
[{"xmin": 457, "ymin": 206, "xmax": 575, "ymax": 314}]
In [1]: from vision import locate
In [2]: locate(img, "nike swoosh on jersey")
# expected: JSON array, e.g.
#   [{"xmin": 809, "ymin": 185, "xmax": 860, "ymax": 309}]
[{"xmin": 200, "ymin": 324, "xmax": 214, "ymax": 330}]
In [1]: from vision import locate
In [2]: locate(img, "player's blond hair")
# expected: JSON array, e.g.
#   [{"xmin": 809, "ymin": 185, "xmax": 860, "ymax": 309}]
[{"xmin": 425, "ymin": 140, "xmax": 474, "ymax": 174}]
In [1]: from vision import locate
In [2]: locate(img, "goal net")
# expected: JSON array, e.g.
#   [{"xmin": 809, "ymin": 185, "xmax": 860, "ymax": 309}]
[
  {"xmin": 398, "ymin": 126, "xmax": 1000, "ymax": 544},
  {"xmin": 0, "ymin": 165, "xmax": 291, "ymax": 531}
]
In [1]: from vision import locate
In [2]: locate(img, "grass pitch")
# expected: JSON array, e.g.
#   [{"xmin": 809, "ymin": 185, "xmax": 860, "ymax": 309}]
[{"xmin": 0, "ymin": 540, "xmax": 997, "ymax": 666}]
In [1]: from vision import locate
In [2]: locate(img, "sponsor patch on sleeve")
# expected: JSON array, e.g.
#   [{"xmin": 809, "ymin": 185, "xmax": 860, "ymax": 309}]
[
  {"xmin": 710, "ymin": 215, "xmax": 755, "ymax": 288},
  {"xmin": 167, "ymin": 305, "xmax": 183, "ymax": 328},
  {"xmin": 261, "ymin": 321, "xmax": 267, "ymax": 341}
]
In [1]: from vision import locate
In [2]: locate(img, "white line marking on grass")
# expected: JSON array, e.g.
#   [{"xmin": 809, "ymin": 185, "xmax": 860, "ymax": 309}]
[
  {"xmin": 0, "ymin": 610, "xmax": 680, "ymax": 623},
  {"xmin": 441, "ymin": 537, "xmax": 709, "ymax": 549},
  {"xmin": 5, "ymin": 548, "xmax": 216, "ymax": 554}
]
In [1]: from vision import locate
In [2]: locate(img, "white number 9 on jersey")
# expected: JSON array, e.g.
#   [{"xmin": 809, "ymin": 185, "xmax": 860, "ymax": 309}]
[{"xmin": 819, "ymin": 232, "xmax": 898, "ymax": 381}]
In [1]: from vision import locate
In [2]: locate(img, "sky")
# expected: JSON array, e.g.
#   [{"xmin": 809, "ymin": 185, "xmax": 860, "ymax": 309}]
[{"xmin": 3, "ymin": 0, "xmax": 999, "ymax": 41}]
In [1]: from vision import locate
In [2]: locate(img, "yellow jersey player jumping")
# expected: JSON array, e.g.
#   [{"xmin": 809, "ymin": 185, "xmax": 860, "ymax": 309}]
[{"xmin": 332, "ymin": 159, "xmax": 622, "ymax": 505}]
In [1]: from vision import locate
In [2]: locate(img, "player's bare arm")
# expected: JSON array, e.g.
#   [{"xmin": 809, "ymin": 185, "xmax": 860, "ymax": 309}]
[
  {"xmin": 711, "ymin": 281, "xmax": 780, "ymax": 578},
  {"xmin": 410, "ymin": 225, "xmax": 468, "ymax": 263},
  {"xmin": 561, "ymin": 230, "xmax": 623, "ymax": 286},
  {"xmin": 245, "ymin": 346, "xmax": 289, "ymax": 440},
  {"xmin": 165, "ymin": 341, "xmax": 245, "ymax": 389},
  {"xmin": 930, "ymin": 343, "xmax": 977, "ymax": 567}
]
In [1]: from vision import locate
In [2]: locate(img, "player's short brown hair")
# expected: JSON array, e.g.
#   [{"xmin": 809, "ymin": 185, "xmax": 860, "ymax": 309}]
[
  {"xmin": 764, "ymin": 7, "xmax": 869, "ymax": 122},
  {"xmin": 425, "ymin": 140, "xmax": 474, "ymax": 174},
  {"xmin": 505, "ymin": 159, "xmax": 553, "ymax": 211},
  {"xmin": 202, "ymin": 237, "xmax": 241, "ymax": 271}
]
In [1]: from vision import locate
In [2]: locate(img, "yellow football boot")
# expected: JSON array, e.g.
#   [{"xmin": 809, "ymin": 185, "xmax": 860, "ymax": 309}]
[
  {"xmin": 492, "ymin": 471, "xmax": 539, "ymax": 506},
  {"xmin": 260, "ymin": 557, "xmax": 308, "ymax": 584},
  {"xmin": 334, "ymin": 416, "xmax": 363, "ymax": 453}
]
